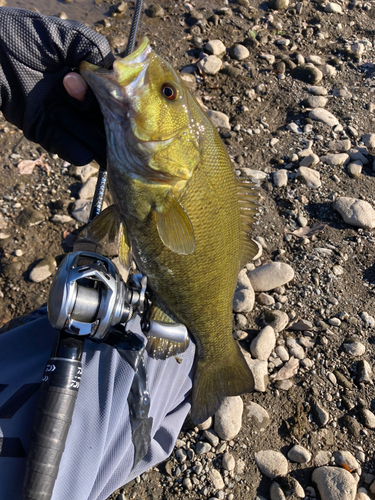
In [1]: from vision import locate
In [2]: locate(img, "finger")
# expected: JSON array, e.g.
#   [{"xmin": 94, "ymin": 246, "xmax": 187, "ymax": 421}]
[{"xmin": 63, "ymin": 73, "xmax": 88, "ymax": 102}]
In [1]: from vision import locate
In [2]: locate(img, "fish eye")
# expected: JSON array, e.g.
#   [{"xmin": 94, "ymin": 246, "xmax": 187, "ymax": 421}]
[{"xmin": 162, "ymin": 83, "xmax": 178, "ymax": 100}]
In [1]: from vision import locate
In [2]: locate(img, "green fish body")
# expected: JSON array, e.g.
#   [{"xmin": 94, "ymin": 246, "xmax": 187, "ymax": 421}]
[{"xmin": 80, "ymin": 38, "xmax": 259, "ymax": 423}]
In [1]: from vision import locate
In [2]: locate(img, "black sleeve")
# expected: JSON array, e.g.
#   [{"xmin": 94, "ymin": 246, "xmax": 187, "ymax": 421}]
[{"xmin": 0, "ymin": 7, "xmax": 115, "ymax": 166}]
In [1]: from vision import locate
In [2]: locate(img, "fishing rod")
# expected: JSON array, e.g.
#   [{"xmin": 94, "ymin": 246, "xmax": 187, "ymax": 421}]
[{"xmin": 21, "ymin": 2, "xmax": 162, "ymax": 498}]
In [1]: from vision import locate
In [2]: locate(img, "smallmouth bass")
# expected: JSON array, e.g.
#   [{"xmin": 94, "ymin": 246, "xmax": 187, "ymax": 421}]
[{"xmin": 80, "ymin": 37, "xmax": 259, "ymax": 423}]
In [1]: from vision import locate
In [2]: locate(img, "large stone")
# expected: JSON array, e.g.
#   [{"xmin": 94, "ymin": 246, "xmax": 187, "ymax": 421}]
[
  {"xmin": 78, "ymin": 177, "xmax": 97, "ymax": 200},
  {"xmin": 309, "ymin": 108, "xmax": 339, "ymax": 127},
  {"xmin": 333, "ymin": 197, "xmax": 375, "ymax": 229},
  {"xmin": 296, "ymin": 166, "xmax": 321, "ymax": 188},
  {"xmin": 197, "ymin": 55, "xmax": 222, "ymax": 75},
  {"xmin": 292, "ymin": 65, "xmax": 323, "ymax": 84},
  {"xmin": 204, "ymin": 39, "xmax": 226, "ymax": 56},
  {"xmin": 312, "ymin": 466, "xmax": 357, "ymax": 500},
  {"xmin": 320, "ymin": 153, "xmax": 349, "ymax": 166},
  {"xmin": 29, "ymin": 256, "xmax": 56, "ymax": 283},
  {"xmin": 254, "ymin": 450, "xmax": 288, "ymax": 479},
  {"xmin": 214, "ymin": 396, "xmax": 243, "ymax": 440},
  {"xmin": 248, "ymin": 262, "xmax": 294, "ymax": 291},
  {"xmin": 250, "ymin": 326, "xmax": 276, "ymax": 360},
  {"xmin": 206, "ymin": 109, "xmax": 230, "ymax": 129},
  {"xmin": 247, "ymin": 402, "xmax": 270, "ymax": 431}
]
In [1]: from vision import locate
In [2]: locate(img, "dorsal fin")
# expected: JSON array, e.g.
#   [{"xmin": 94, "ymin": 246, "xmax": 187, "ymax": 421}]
[{"xmin": 237, "ymin": 180, "xmax": 260, "ymax": 267}]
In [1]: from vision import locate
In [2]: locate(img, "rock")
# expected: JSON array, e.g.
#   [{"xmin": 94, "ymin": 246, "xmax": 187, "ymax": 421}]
[
  {"xmin": 214, "ymin": 396, "xmax": 243, "ymax": 440},
  {"xmin": 309, "ymin": 108, "xmax": 339, "ymax": 127},
  {"xmin": 1, "ymin": 261, "xmax": 22, "ymax": 278},
  {"xmin": 230, "ymin": 44, "xmax": 249, "ymax": 61},
  {"xmin": 306, "ymin": 55, "xmax": 323, "ymax": 65},
  {"xmin": 315, "ymin": 451, "xmax": 332, "ymax": 467},
  {"xmin": 325, "ymin": 2, "xmax": 342, "ymax": 12},
  {"xmin": 299, "ymin": 153, "xmax": 320, "ymax": 167},
  {"xmin": 254, "ymin": 450, "xmax": 288, "ymax": 479},
  {"xmin": 222, "ymin": 452, "xmax": 235, "ymax": 471},
  {"xmin": 349, "ymin": 149, "xmax": 368, "ymax": 164},
  {"xmin": 180, "ymin": 73, "xmax": 196, "ymax": 92},
  {"xmin": 270, "ymin": 482, "xmax": 286, "ymax": 500},
  {"xmin": 286, "ymin": 338, "xmax": 305, "ymax": 359},
  {"xmin": 286, "ymin": 122, "xmax": 303, "ymax": 134},
  {"xmin": 51, "ymin": 214, "xmax": 74, "ymax": 224},
  {"xmin": 307, "ymin": 86, "xmax": 328, "ymax": 96},
  {"xmin": 273, "ymin": 169, "xmax": 288, "ymax": 187},
  {"xmin": 347, "ymin": 161, "xmax": 362, "ymax": 179},
  {"xmin": 322, "ymin": 64, "xmax": 337, "ymax": 77},
  {"xmin": 196, "ymin": 441, "xmax": 212, "ymax": 454},
  {"xmin": 209, "ymin": 469, "xmax": 224, "ymax": 490},
  {"xmin": 343, "ymin": 341, "xmax": 366, "ymax": 357},
  {"xmin": 263, "ymin": 310, "xmax": 289, "ymax": 333},
  {"xmin": 197, "ymin": 417, "xmax": 212, "ymax": 431},
  {"xmin": 203, "ymin": 429, "xmax": 219, "ymax": 447},
  {"xmin": 356, "ymin": 493, "xmax": 371, "ymax": 500},
  {"xmin": 273, "ymin": 357, "xmax": 299, "ymax": 380},
  {"xmin": 261, "ymin": 53, "xmax": 275, "ymax": 65},
  {"xmin": 71, "ymin": 199, "xmax": 92, "ymax": 223},
  {"xmin": 247, "ymin": 402, "xmax": 270, "ymax": 432},
  {"xmin": 357, "ymin": 360, "xmax": 373, "ymax": 384},
  {"xmin": 305, "ymin": 96, "xmax": 327, "ymax": 108},
  {"xmin": 175, "ymin": 448, "xmax": 187, "ymax": 463},
  {"xmin": 248, "ymin": 262, "xmax": 294, "ymax": 291},
  {"xmin": 206, "ymin": 109, "xmax": 230, "ymax": 129},
  {"xmin": 197, "ymin": 55, "xmax": 222, "ymax": 75},
  {"xmin": 333, "ymin": 451, "xmax": 360, "ymax": 471},
  {"xmin": 362, "ymin": 133, "xmax": 375, "ymax": 149},
  {"xmin": 288, "ymin": 444, "xmax": 312, "ymax": 463},
  {"xmin": 275, "ymin": 345, "xmax": 289, "ymax": 361},
  {"xmin": 246, "ymin": 357, "xmax": 268, "ymax": 392},
  {"xmin": 78, "ymin": 177, "xmax": 97, "ymax": 200},
  {"xmin": 312, "ymin": 466, "xmax": 357, "ymax": 500},
  {"xmin": 342, "ymin": 415, "xmax": 361, "ymax": 438},
  {"xmin": 334, "ymin": 371, "xmax": 353, "ymax": 389},
  {"xmin": 204, "ymin": 39, "xmax": 226, "ymax": 56},
  {"xmin": 145, "ymin": 4, "xmax": 164, "ymax": 17},
  {"xmin": 29, "ymin": 256, "xmax": 56, "ymax": 283},
  {"xmin": 296, "ymin": 166, "xmax": 321, "ymax": 188},
  {"xmin": 333, "ymin": 197, "xmax": 375, "ymax": 229},
  {"xmin": 74, "ymin": 162, "xmax": 99, "ymax": 183},
  {"xmin": 257, "ymin": 292, "xmax": 275, "ymax": 306},
  {"xmin": 292, "ymin": 65, "xmax": 323, "ymax": 84},
  {"xmin": 311, "ymin": 400, "xmax": 330, "ymax": 426},
  {"xmin": 269, "ymin": 0, "xmax": 289, "ymax": 9},
  {"xmin": 359, "ymin": 408, "xmax": 375, "ymax": 429},
  {"xmin": 328, "ymin": 139, "xmax": 351, "ymax": 152},
  {"xmin": 241, "ymin": 168, "xmax": 268, "ymax": 182},
  {"xmin": 361, "ymin": 311, "xmax": 375, "ymax": 328},
  {"xmin": 18, "ymin": 207, "xmax": 44, "ymax": 227},
  {"xmin": 233, "ymin": 268, "xmax": 255, "ymax": 312},
  {"xmin": 250, "ymin": 326, "xmax": 276, "ymax": 360},
  {"xmin": 320, "ymin": 153, "xmax": 349, "ymax": 166}
]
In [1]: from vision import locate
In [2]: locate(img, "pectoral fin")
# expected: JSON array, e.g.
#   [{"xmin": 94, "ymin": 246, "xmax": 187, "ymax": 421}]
[
  {"xmin": 85, "ymin": 205, "xmax": 119, "ymax": 243},
  {"xmin": 118, "ymin": 222, "xmax": 132, "ymax": 270},
  {"xmin": 155, "ymin": 191, "xmax": 195, "ymax": 255},
  {"xmin": 146, "ymin": 304, "xmax": 190, "ymax": 360}
]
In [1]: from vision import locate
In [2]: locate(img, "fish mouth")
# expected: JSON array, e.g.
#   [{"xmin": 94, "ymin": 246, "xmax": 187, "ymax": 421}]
[{"xmin": 79, "ymin": 37, "xmax": 152, "ymax": 104}]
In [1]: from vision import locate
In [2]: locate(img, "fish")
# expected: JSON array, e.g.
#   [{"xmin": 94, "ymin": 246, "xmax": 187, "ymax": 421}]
[{"xmin": 80, "ymin": 37, "xmax": 260, "ymax": 424}]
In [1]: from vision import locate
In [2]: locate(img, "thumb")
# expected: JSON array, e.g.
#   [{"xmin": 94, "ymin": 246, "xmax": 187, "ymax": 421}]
[{"xmin": 63, "ymin": 73, "xmax": 88, "ymax": 102}]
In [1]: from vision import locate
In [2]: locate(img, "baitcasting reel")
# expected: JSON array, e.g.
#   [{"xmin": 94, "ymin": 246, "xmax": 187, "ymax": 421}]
[{"xmin": 47, "ymin": 250, "xmax": 188, "ymax": 343}]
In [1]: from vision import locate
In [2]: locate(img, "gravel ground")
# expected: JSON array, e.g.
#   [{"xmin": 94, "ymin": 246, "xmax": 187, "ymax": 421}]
[{"xmin": 1, "ymin": 0, "xmax": 375, "ymax": 499}]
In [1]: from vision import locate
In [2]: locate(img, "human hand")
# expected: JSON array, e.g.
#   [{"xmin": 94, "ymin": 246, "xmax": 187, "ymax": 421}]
[{"xmin": 0, "ymin": 8, "xmax": 115, "ymax": 167}]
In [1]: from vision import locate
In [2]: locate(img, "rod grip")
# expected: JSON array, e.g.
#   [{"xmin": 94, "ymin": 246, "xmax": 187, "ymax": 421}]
[{"xmin": 22, "ymin": 358, "xmax": 81, "ymax": 500}]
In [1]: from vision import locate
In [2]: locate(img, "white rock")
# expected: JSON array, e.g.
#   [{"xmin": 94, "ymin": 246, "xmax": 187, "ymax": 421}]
[
  {"xmin": 306, "ymin": 55, "xmax": 323, "ymax": 65},
  {"xmin": 206, "ymin": 109, "xmax": 230, "ymax": 129},
  {"xmin": 320, "ymin": 153, "xmax": 349, "ymax": 166},
  {"xmin": 263, "ymin": 310, "xmax": 289, "ymax": 333},
  {"xmin": 204, "ymin": 39, "xmax": 226, "ymax": 56},
  {"xmin": 209, "ymin": 469, "xmax": 224, "ymax": 490},
  {"xmin": 247, "ymin": 402, "xmax": 270, "ymax": 432},
  {"xmin": 245, "ymin": 356, "xmax": 268, "ymax": 392},
  {"xmin": 356, "ymin": 493, "xmax": 371, "ymax": 500},
  {"xmin": 257, "ymin": 292, "xmax": 275, "ymax": 306},
  {"xmin": 214, "ymin": 396, "xmax": 243, "ymax": 440},
  {"xmin": 362, "ymin": 133, "xmax": 375, "ymax": 149},
  {"xmin": 288, "ymin": 444, "xmax": 312, "ymax": 463},
  {"xmin": 299, "ymin": 153, "xmax": 320, "ymax": 167},
  {"xmin": 306, "ymin": 96, "xmax": 328, "ymax": 108},
  {"xmin": 241, "ymin": 168, "xmax": 268, "ymax": 182},
  {"xmin": 260, "ymin": 53, "xmax": 275, "ymax": 65},
  {"xmin": 78, "ymin": 177, "xmax": 97, "ymax": 200},
  {"xmin": 51, "ymin": 214, "xmax": 74, "ymax": 224},
  {"xmin": 309, "ymin": 108, "xmax": 339, "ymax": 127},
  {"xmin": 248, "ymin": 262, "xmax": 295, "ymax": 292},
  {"xmin": 333, "ymin": 197, "xmax": 375, "ymax": 229},
  {"xmin": 307, "ymin": 86, "xmax": 328, "ymax": 96},
  {"xmin": 250, "ymin": 326, "xmax": 276, "ymax": 360},
  {"xmin": 315, "ymin": 450, "xmax": 332, "ymax": 467},
  {"xmin": 333, "ymin": 451, "xmax": 360, "ymax": 471},
  {"xmin": 361, "ymin": 311, "xmax": 375, "ymax": 328},
  {"xmin": 233, "ymin": 268, "xmax": 255, "ymax": 313},
  {"xmin": 254, "ymin": 450, "xmax": 288, "ymax": 479},
  {"xmin": 75, "ymin": 162, "xmax": 99, "ymax": 183},
  {"xmin": 71, "ymin": 199, "xmax": 92, "ymax": 223},
  {"xmin": 322, "ymin": 64, "xmax": 337, "ymax": 77},
  {"xmin": 273, "ymin": 169, "xmax": 288, "ymax": 187},
  {"xmin": 286, "ymin": 122, "xmax": 303, "ymax": 134},
  {"xmin": 197, "ymin": 55, "xmax": 222, "ymax": 75},
  {"xmin": 343, "ymin": 342, "xmax": 366, "ymax": 357},
  {"xmin": 222, "ymin": 452, "xmax": 236, "ymax": 471},
  {"xmin": 312, "ymin": 466, "xmax": 357, "ymax": 500},
  {"xmin": 325, "ymin": 2, "xmax": 342, "ymax": 13},
  {"xmin": 296, "ymin": 166, "xmax": 321, "ymax": 188},
  {"xmin": 270, "ymin": 482, "xmax": 286, "ymax": 500},
  {"xmin": 275, "ymin": 345, "xmax": 289, "ymax": 362},
  {"xmin": 361, "ymin": 408, "xmax": 375, "ymax": 429},
  {"xmin": 286, "ymin": 338, "xmax": 305, "ymax": 359},
  {"xmin": 232, "ymin": 44, "xmax": 249, "ymax": 60},
  {"xmin": 29, "ymin": 257, "xmax": 56, "ymax": 283},
  {"xmin": 272, "ymin": 357, "xmax": 299, "ymax": 380}
]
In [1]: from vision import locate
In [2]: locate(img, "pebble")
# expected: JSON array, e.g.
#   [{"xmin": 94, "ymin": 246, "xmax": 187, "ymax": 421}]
[
  {"xmin": 306, "ymin": 55, "xmax": 323, "ymax": 65},
  {"xmin": 357, "ymin": 360, "xmax": 373, "ymax": 384},
  {"xmin": 361, "ymin": 311, "xmax": 375, "ymax": 328},
  {"xmin": 286, "ymin": 122, "xmax": 303, "ymax": 134},
  {"xmin": 203, "ymin": 429, "xmax": 219, "ymax": 447},
  {"xmin": 204, "ymin": 40, "xmax": 226, "ymax": 56},
  {"xmin": 257, "ymin": 292, "xmax": 275, "ymax": 306},
  {"xmin": 328, "ymin": 138, "xmax": 351, "ymax": 152},
  {"xmin": 29, "ymin": 256, "xmax": 56, "ymax": 283},
  {"xmin": 270, "ymin": 0, "xmax": 289, "ymax": 9},
  {"xmin": 230, "ymin": 44, "xmax": 249, "ymax": 61},
  {"xmin": 305, "ymin": 96, "xmax": 327, "ymax": 108},
  {"xmin": 328, "ymin": 317, "xmax": 341, "ymax": 327},
  {"xmin": 175, "ymin": 448, "xmax": 187, "ymax": 463},
  {"xmin": 299, "ymin": 153, "xmax": 319, "ymax": 167},
  {"xmin": 312, "ymin": 466, "xmax": 357, "ymax": 500},
  {"xmin": 333, "ymin": 451, "xmax": 359, "ymax": 471},
  {"xmin": 309, "ymin": 108, "xmax": 339, "ymax": 127},
  {"xmin": 51, "ymin": 214, "xmax": 74, "ymax": 224},
  {"xmin": 287, "ymin": 444, "xmax": 312, "ymax": 463},
  {"xmin": 78, "ymin": 177, "xmax": 97, "ymax": 200},
  {"xmin": 275, "ymin": 379, "xmax": 294, "ymax": 390},
  {"xmin": 206, "ymin": 109, "xmax": 230, "ymax": 130},
  {"xmin": 286, "ymin": 338, "xmax": 305, "ymax": 359},
  {"xmin": 356, "ymin": 493, "xmax": 371, "ymax": 500},
  {"xmin": 254, "ymin": 450, "xmax": 288, "ymax": 479},
  {"xmin": 248, "ymin": 262, "xmax": 294, "ymax": 291},
  {"xmin": 14, "ymin": 249, "xmax": 23, "ymax": 257},
  {"xmin": 308, "ymin": 86, "xmax": 328, "ymax": 96},
  {"xmin": 311, "ymin": 400, "xmax": 330, "ymax": 426},
  {"xmin": 334, "ymin": 370, "xmax": 352, "ymax": 389},
  {"xmin": 196, "ymin": 441, "xmax": 212, "ymax": 455},
  {"xmin": 145, "ymin": 3, "xmax": 164, "ymax": 17},
  {"xmin": 1, "ymin": 261, "xmax": 22, "ymax": 277},
  {"xmin": 320, "ymin": 153, "xmax": 348, "ymax": 166},
  {"xmin": 347, "ymin": 161, "xmax": 362, "ymax": 179},
  {"xmin": 74, "ymin": 163, "xmax": 99, "ymax": 183},
  {"xmin": 272, "ymin": 357, "xmax": 299, "ymax": 380},
  {"xmin": 275, "ymin": 345, "xmax": 289, "ymax": 361},
  {"xmin": 273, "ymin": 169, "xmax": 288, "ymax": 187},
  {"xmin": 292, "ymin": 65, "xmax": 323, "ymax": 84},
  {"xmin": 222, "ymin": 452, "xmax": 235, "ymax": 471},
  {"xmin": 246, "ymin": 358, "xmax": 269, "ymax": 392},
  {"xmin": 247, "ymin": 402, "xmax": 270, "ymax": 432},
  {"xmin": 214, "ymin": 396, "xmax": 243, "ymax": 440},
  {"xmin": 296, "ymin": 166, "xmax": 321, "ymax": 188},
  {"xmin": 322, "ymin": 64, "xmax": 337, "ymax": 77},
  {"xmin": 260, "ymin": 53, "xmax": 275, "ymax": 65},
  {"xmin": 197, "ymin": 417, "xmax": 212, "ymax": 431},
  {"xmin": 209, "ymin": 469, "xmax": 224, "ymax": 490},
  {"xmin": 18, "ymin": 207, "xmax": 44, "ymax": 227},
  {"xmin": 197, "ymin": 55, "xmax": 222, "ymax": 75},
  {"xmin": 342, "ymin": 415, "xmax": 361, "ymax": 438},
  {"xmin": 233, "ymin": 268, "xmax": 255, "ymax": 312},
  {"xmin": 315, "ymin": 450, "xmax": 332, "ymax": 467},
  {"xmin": 360, "ymin": 408, "xmax": 375, "ymax": 429},
  {"xmin": 325, "ymin": 2, "xmax": 342, "ymax": 12},
  {"xmin": 333, "ymin": 197, "xmax": 375, "ymax": 229},
  {"xmin": 349, "ymin": 149, "xmax": 368, "ymax": 164},
  {"xmin": 263, "ymin": 310, "xmax": 289, "ymax": 333},
  {"xmin": 270, "ymin": 482, "xmax": 286, "ymax": 500},
  {"xmin": 250, "ymin": 326, "xmax": 276, "ymax": 360},
  {"xmin": 343, "ymin": 341, "xmax": 366, "ymax": 357},
  {"xmin": 361, "ymin": 133, "xmax": 375, "ymax": 149}
]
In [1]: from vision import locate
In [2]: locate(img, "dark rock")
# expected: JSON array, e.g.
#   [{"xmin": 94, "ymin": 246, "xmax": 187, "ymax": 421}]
[
  {"xmin": 1, "ymin": 261, "xmax": 23, "ymax": 278},
  {"xmin": 242, "ymin": 37, "xmax": 259, "ymax": 50},
  {"xmin": 221, "ymin": 66, "xmax": 242, "ymax": 78},
  {"xmin": 17, "ymin": 207, "xmax": 45, "ymax": 228},
  {"xmin": 273, "ymin": 61, "xmax": 286, "ymax": 74},
  {"xmin": 291, "ymin": 65, "xmax": 323, "ymax": 84},
  {"xmin": 334, "ymin": 370, "xmax": 353, "ymax": 389},
  {"xmin": 342, "ymin": 415, "xmax": 361, "ymax": 438},
  {"xmin": 145, "ymin": 4, "xmax": 164, "ymax": 18}
]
